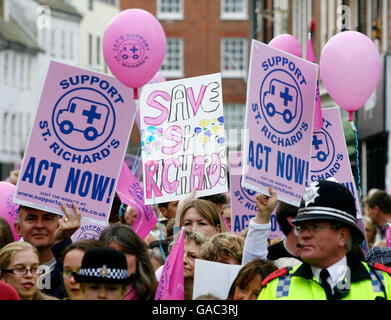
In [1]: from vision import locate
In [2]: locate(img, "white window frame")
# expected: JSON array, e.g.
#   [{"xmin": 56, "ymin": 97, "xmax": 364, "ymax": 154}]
[
  {"xmin": 220, "ymin": 0, "xmax": 248, "ymax": 20},
  {"xmin": 224, "ymin": 103, "xmax": 246, "ymax": 149},
  {"xmin": 156, "ymin": 0, "xmax": 184, "ymax": 20},
  {"xmin": 221, "ymin": 38, "xmax": 248, "ymax": 79},
  {"xmin": 61, "ymin": 30, "xmax": 66, "ymax": 59},
  {"xmin": 3, "ymin": 52, "xmax": 9, "ymax": 84},
  {"xmin": 160, "ymin": 37, "xmax": 184, "ymax": 78}
]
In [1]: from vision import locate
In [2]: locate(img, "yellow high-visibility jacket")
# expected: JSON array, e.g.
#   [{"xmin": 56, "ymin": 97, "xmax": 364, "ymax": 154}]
[{"xmin": 258, "ymin": 260, "xmax": 391, "ymax": 300}]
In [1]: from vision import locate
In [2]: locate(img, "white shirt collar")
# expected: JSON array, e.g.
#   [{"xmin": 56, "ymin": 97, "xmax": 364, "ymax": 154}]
[{"xmin": 311, "ymin": 256, "xmax": 348, "ymax": 293}]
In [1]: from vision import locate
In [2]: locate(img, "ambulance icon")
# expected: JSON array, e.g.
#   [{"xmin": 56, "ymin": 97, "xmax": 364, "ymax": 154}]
[
  {"xmin": 263, "ymin": 79, "xmax": 298, "ymax": 124},
  {"xmin": 56, "ymin": 97, "xmax": 110, "ymax": 141},
  {"xmin": 311, "ymin": 131, "xmax": 330, "ymax": 162}
]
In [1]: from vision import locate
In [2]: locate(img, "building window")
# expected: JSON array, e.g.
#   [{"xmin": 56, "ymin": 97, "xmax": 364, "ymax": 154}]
[
  {"xmin": 50, "ymin": 29, "xmax": 56, "ymax": 57},
  {"xmin": 291, "ymin": 0, "xmax": 312, "ymax": 50},
  {"xmin": 160, "ymin": 38, "xmax": 183, "ymax": 78},
  {"xmin": 27, "ymin": 56, "xmax": 31, "ymax": 89},
  {"xmin": 61, "ymin": 31, "xmax": 66, "ymax": 59},
  {"xmin": 96, "ymin": 36, "xmax": 101, "ymax": 66},
  {"xmin": 102, "ymin": 0, "xmax": 118, "ymax": 5},
  {"xmin": 70, "ymin": 32, "xmax": 74, "ymax": 60},
  {"xmin": 220, "ymin": 0, "xmax": 247, "ymax": 20},
  {"xmin": 88, "ymin": 34, "xmax": 93, "ymax": 65},
  {"xmin": 20, "ymin": 55, "xmax": 24, "ymax": 89},
  {"xmin": 221, "ymin": 38, "xmax": 247, "ymax": 78},
  {"xmin": 41, "ymin": 29, "xmax": 47, "ymax": 50},
  {"xmin": 3, "ymin": 52, "xmax": 9, "ymax": 83},
  {"xmin": 12, "ymin": 53, "xmax": 17, "ymax": 86},
  {"xmin": 157, "ymin": 0, "xmax": 183, "ymax": 20},
  {"xmin": 224, "ymin": 104, "xmax": 245, "ymax": 148}
]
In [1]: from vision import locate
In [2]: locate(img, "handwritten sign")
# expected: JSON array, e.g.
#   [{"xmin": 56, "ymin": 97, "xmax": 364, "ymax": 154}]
[
  {"xmin": 139, "ymin": 73, "xmax": 228, "ymax": 205},
  {"xmin": 309, "ymin": 107, "xmax": 362, "ymax": 220},
  {"xmin": 229, "ymin": 152, "xmax": 283, "ymax": 239},
  {"xmin": 14, "ymin": 61, "xmax": 136, "ymax": 224},
  {"xmin": 242, "ymin": 40, "xmax": 318, "ymax": 206}
]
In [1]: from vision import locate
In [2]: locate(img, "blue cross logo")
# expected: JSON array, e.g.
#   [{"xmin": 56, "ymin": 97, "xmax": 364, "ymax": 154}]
[
  {"xmin": 82, "ymin": 105, "xmax": 101, "ymax": 124},
  {"xmin": 280, "ymin": 87, "xmax": 293, "ymax": 106},
  {"xmin": 312, "ymin": 134, "xmax": 323, "ymax": 150},
  {"xmin": 130, "ymin": 46, "xmax": 138, "ymax": 53}
]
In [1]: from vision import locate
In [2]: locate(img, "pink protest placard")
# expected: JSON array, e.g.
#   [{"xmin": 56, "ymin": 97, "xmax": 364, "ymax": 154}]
[
  {"xmin": 14, "ymin": 61, "xmax": 136, "ymax": 224},
  {"xmin": 139, "ymin": 73, "xmax": 228, "ymax": 205},
  {"xmin": 309, "ymin": 107, "xmax": 362, "ymax": 219},
  {"xmin": 124, "ymin": 153, "xmax": 143, "ymax": 181},
  {"xmin": 116, "ymin": 162, "xmax": 157, "ymax": 240},
  {"xmin": 155, "ymin": 227, "xmax": 185, "ymax": 300},
  {"xmin": 242, "ymin": 40, "xmax": 318, "ymax": 206},
  {"xmin": 71, "ymin": 217, "xmax": 106, "ymax": 242},
  {"xmin": 229, "ymin": 152, "xmax": 283, "ymax": 239}
]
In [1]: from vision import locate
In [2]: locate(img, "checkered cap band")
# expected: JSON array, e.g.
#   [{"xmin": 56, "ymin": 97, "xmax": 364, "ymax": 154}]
[{"xmin": 79, "ymin": 267, "xmax": 128, "ymax": 280}]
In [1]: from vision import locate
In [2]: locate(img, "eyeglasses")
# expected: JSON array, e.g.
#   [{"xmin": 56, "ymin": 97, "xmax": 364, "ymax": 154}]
[
  {"xmin": 2, "ymin": 265, "xmax": 40, "ymax": 276},
  {"xmin": 294, "ymin": 224, "xmax": 333, "ymax": 235}
]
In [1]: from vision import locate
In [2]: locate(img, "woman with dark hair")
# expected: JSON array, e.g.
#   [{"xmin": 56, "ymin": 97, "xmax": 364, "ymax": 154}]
[
  {"xmin": 0, "ymin": 217, "xmax": 14, "ymax": 249},
  {"xmin": 61, "ymin": 239, "xmax": 102, "ymax": 300},
  {"xmin": 99, "ymin": 224, "xmax": 157, "ymax": 300},
  {"xmin": 227, "ymin": 258, "xmax": 277, "ymax": 300}
]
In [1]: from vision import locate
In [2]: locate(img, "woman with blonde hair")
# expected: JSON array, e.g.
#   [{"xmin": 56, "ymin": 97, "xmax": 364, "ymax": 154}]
[
  {"xmin": 200, "ymin": 232, "xmax": 244, "ymax": 265},
  {"xmin": 179, "ymin": 199, "xmax": 228, "ymax": 239},
  {"xmin": 0, "ymin": 242, "xmax": 57, "ymax": 300}
]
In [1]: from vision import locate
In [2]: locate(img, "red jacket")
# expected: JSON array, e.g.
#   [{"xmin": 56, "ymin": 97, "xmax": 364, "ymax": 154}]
[{"xmin": 0, "ymin": 281, "xmax": 20, "ymax": 300}]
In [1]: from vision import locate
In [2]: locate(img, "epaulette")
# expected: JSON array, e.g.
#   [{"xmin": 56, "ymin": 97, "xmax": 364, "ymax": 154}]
[
  {"xmin": 373, "ymin": 262, "xmax": 391, "ymax": 275},
  {"xmin": 262, "ymin": 267, "xmax": 292, "ymax": 287}
]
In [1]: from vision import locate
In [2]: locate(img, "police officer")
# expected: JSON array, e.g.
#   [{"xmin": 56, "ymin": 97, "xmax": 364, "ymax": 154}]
[{"xmin": 259, "ymin": 179, "xmax": 391, "ymax": 300}]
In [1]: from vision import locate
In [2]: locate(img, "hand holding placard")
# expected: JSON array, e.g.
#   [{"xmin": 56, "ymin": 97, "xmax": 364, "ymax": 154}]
[{"xmin": 254, "ymin": 186, "xmax": 277, "ymax": 225}]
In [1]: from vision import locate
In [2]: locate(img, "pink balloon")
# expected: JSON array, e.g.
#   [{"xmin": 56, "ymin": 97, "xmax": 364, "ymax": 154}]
[
  {"xmin": 320, "ymin": 31, "xmax": 381, "ymax": 121},
  {"xmin": 103, "ymin": 9, "xmax": 166, "ymax": 97},
  {"xmin": 268, "ymin": 34, "xmax": 302, "ymax": 57},
  {"xmin": 0, "ymin": 182, "xmax": 20, "ymax": 241}
]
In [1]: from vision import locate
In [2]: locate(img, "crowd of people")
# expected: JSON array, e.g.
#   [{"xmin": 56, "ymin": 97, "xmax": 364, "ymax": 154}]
[{"xmin": 1, "ymin": 168, "xmax": 391, "ymax": 300}]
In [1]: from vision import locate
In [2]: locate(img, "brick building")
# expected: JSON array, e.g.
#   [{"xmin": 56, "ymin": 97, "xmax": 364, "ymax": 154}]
[
  {"xmin": 121, "ymin": 0, "xmax": 391, "ymax": 194},
  {"xmin": 257, "ymin": 0, "xmax": 391, "ymax": 194},
  {"xmin": 121, "ymin": 0, "xmax": 251, "ymax": 150}
]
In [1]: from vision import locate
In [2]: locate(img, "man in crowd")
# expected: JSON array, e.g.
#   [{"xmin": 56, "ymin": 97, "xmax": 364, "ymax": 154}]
[
  {"xmin": 259, "ymin": 179, "xmax": 391, "ymax": 300},
  {"xmin": 366, "ymin": 190, "xmax": 391, "ymax": 242},
  {"xmin": 15, "ymin": 203, "xmax": 81, "ymax": 299}
]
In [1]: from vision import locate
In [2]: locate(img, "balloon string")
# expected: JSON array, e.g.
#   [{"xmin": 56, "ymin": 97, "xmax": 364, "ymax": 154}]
[
  {"xmin": 351, "ymin": 121, "xmax": 368, "ymax": 254},
  {"xmin": 351, "ymin": 121, "xmax": 362, "ymax": 204},
  {"xmin": 132, "ymin": 100, "xmax": 141, "ymax": 176}
]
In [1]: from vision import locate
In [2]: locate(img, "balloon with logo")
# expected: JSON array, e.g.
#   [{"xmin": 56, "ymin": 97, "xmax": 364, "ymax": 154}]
[
  {"xmin": 103, "ymin": 9, "xmax": 166, "ymax": 99},
  {"xmin": 319, "ymin": 31, "xmax": 381, "ymax": 121},
  {"xmin": 0, "ymin": 182, "xmax": 20, "ymax": 241},
  {"xmin": 268, "ymin": 34, "xmax": 302, "ymax": 58}
]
